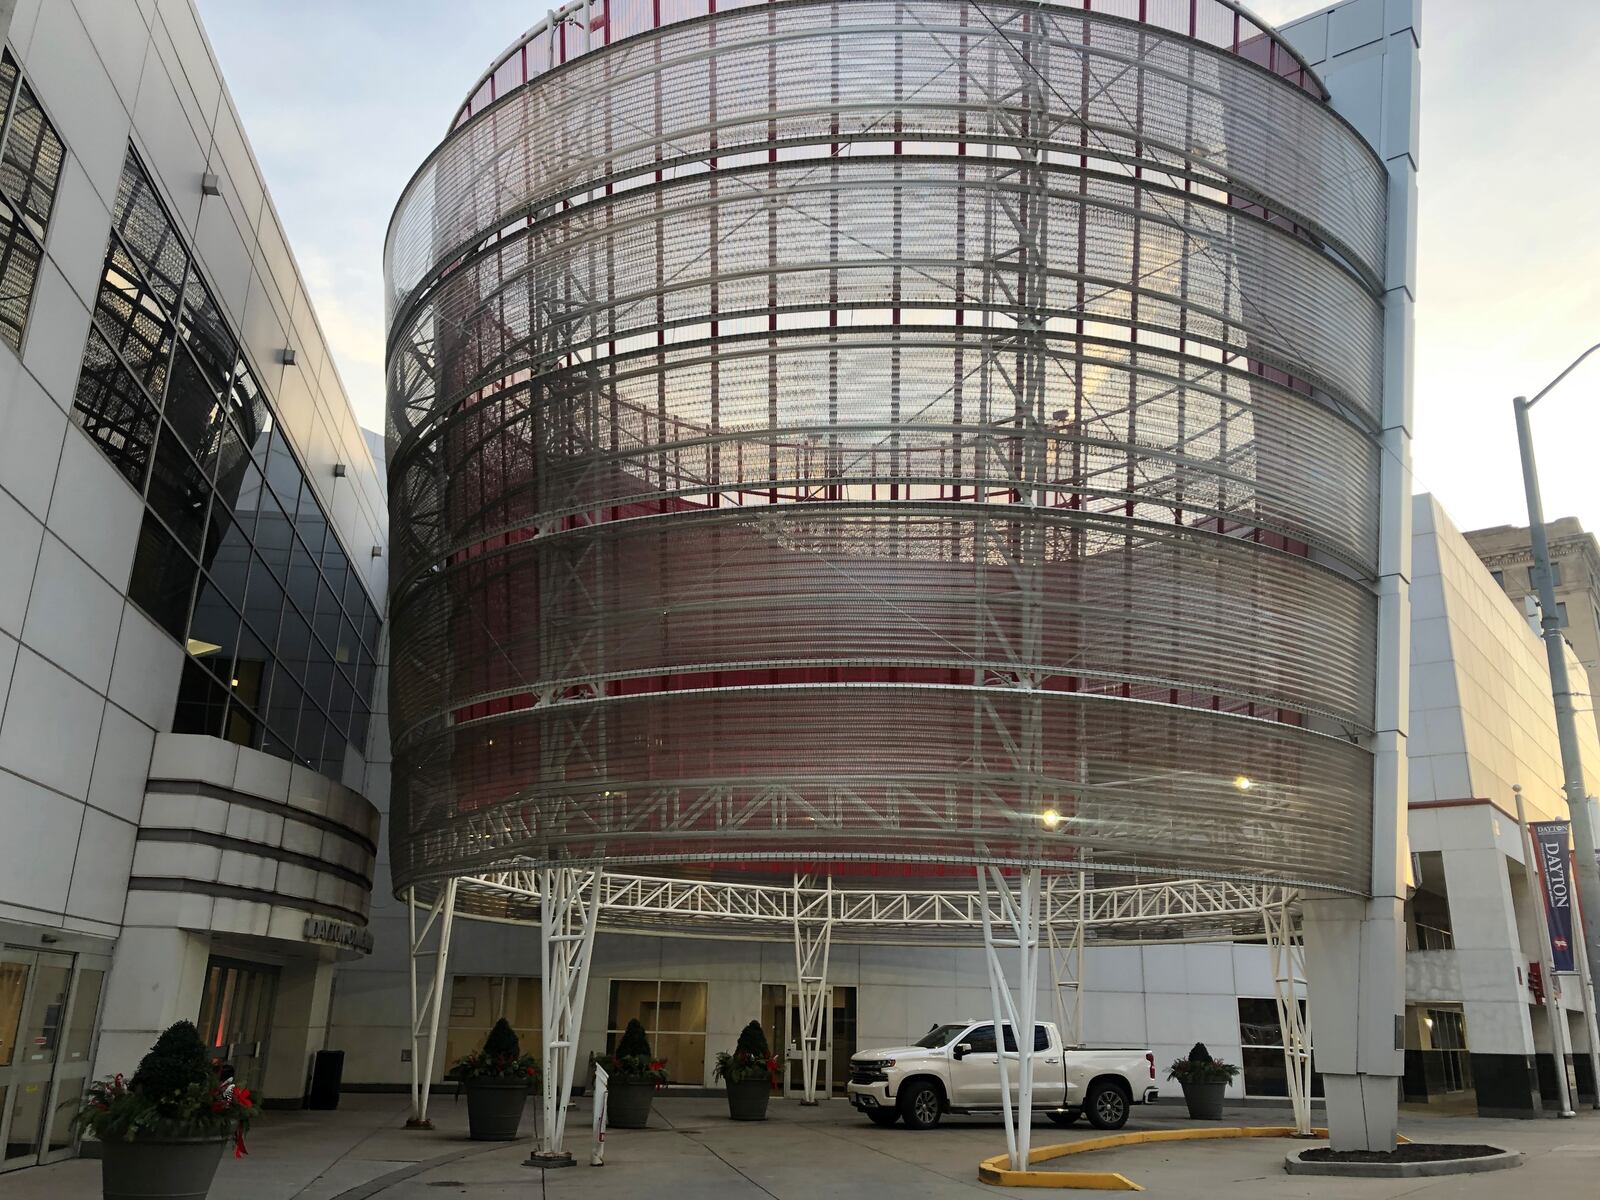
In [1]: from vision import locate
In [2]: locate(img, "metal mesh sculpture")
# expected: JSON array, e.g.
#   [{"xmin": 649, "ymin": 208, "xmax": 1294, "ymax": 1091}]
[{"xmin": 385, "ymin": 0, "xmax": 1387, "ymax": 898}]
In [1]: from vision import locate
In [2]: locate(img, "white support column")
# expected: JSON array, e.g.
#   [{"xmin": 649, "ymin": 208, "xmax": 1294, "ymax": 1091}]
[
  {"xmin": 1046, "ymin": 872, "xmax": 1086, "ymax": 1048},
  {"xmin": 979, "ymin": 864, "xmax": 1042, "ymax": 1172},
  {"xmin": 792, "ymin": 874, "xmax": 834, "ymax": 1105},
  {"xmin": 528, "ymin": 865, "xmax": 602, "ymax": 1168},
  {"xmin": 406, "ymin": 878, "xmax": 459, "ymax": 1129},
  {"xmin": 1264, "ymin": 900, "xmax": 1313, "ymax": 1136}
]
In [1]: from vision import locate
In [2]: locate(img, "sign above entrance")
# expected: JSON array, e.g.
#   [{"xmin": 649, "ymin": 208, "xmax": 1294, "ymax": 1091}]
[{"xmin": 302, "ymin": 917, "xmax": 374, "ymax": 955}]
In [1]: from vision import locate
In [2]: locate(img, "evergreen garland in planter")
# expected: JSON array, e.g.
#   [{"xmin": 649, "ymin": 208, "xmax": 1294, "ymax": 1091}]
[
  {"xmin": 601, "ymin": 1019, "xmax": 668, "ymax": 1128},
  {"xmin": 715, "ymin": 1020, "xmax": 779, "ymax": 1121},
  {"xmin": 1167, "ymin": 1041, "xmax": 1239, "ymax": 1120},
  {"xmin": 454, "ymin": 1019, "xmax": 539, "ymax": 1142},
  {"xmin": 77, "ymin": 1020, "xmax": 254, "ymax": 1200}
]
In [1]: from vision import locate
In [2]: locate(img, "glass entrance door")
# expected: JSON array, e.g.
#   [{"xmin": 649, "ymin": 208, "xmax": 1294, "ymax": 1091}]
[
  {"xmin": 197, "ymin": 959, "xmax": 279, "ymax": 1095},
  {"xmin": 778, "ymin": 986, "xmax": 858, "ymax": 1098},
  {"xmin": 0, "ymin": 947, "xmax": 107, "ymax": 1172}
]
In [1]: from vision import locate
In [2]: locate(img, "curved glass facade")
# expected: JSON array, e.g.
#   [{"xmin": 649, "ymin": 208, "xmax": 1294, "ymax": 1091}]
[
  {"xmin": 386, "ymin": 0, "xmax": 1388, "ymax": 894},
  {"xmin": 72, "ymin": 149, "xmax": 382, "ymax": 776}
]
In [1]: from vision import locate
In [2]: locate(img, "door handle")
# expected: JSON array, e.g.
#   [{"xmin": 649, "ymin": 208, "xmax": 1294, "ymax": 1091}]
[{"xmin": 1044, "ymin": 1058, "xmax": 1059, "ymax": 1064}]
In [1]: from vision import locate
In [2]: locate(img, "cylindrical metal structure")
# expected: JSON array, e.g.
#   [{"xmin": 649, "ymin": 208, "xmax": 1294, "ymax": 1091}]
[{"xmin": 385, "ymin": 0, "xmax": 1388, "ymax": 897}]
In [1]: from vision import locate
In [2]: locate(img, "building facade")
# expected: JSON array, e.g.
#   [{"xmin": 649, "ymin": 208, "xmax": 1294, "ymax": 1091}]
[
  {"xmin": 0, "ymin": 0, "xmax": 387, "ymax": 1173},
  {"xmin": 1465, "ymin": 517, "xmax": 1600, "ymax": 741}
]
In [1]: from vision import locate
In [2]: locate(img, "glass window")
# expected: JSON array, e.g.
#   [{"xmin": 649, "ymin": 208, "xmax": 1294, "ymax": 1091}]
[
  {"xmin": 201, "ymin": 500, "xmax": 253, "ymax": 595},
  {"xmin": 213, "ymin": 457, "xmax": 265, "ymax": 542},
  {"xmin": 231, "ymin": 621, "xmax": 275, "ymax": 717},
  {"xmin": 253, "ymin": 487, "xmax": 294, "ymax": 578},
  {"xmin": 0, "ymin": 78, "xmax": 64, "ymax": 238},
  {"xmin": 0, "ymin": 192, "xmax": 42, "ymax": 352},
  {"xmin": 265, "ymin": 673, "xmax": 303, "ymax": 757},
  {"xmin": 179, "ymin": 264, "xmax": 236, "ymax": 387},
  {"xmin": 147, "ymin": 424, "xmax": 212, "ymax": 556},
  {"xmin": 606, "ymin": 980, "xmax": 707, "ymax": 1085},
  {"xmin": 1556, "ymin": 601, "xmax": 1570, "ymax": 628},
  {"xmin": 327, "ymin": 670, "xmax": 355, "ymax": 738},
  {"xmin": 964, "ymin": 1025, "xmax": 997, "ymax": 1054},
  {"xmin": 129, "ymin": 512, "xmax": 197, "ymax": 639},
  {"xmin": 70, "ymin": 328, "xmax": 160, "ymax": 491},
  {"xmin": 348, "ymin": 702, "xmax": 371, "ymax": 753},
  {"xmin": 173, "ymin": 658, "xmax": 228, "ymax": 736},
  {"xmin": 112, "ymin": 149, "xmax": 185, "ymax": 311},
  {"xmin": 243, "ymin": 551, "xmax": 285, "ymax": 646},
  {"xmin": 92, "ymin": 242, "xmax": 175, "ymax": 397},
  {"xmin": 312, "ymin": 578, "xmax": 341, "ymax": 652},
  {"xmin": 162, "ymin": 345, "xmax": 229, "ymax": 465},
  {"xmin": 187, "ymin": 579, "xmax": 242, "ymax": 685},
  {"xmin": 294, "ymin": 701, "xmax": 329, "ymax": 767}
]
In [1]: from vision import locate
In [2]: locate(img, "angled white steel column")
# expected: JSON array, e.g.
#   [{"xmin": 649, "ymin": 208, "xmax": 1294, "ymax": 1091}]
[
  {"xmin": 1264, "ymin": 900, "xmax": 1313, "ymax": 1136},
  {"xmin": 406, "ymin": 879, "xmax": 459, "ymax": 1128},
  {"xmin": 1046, "ymin": 873, "xmax": 1086, "ymax": 1048},
  {"xmin": 979, "ymin": 864, "xmax": 1043, "ymax": 1172},
  {"xmin": 528, "ymin": 866, "xmax": 602, "ymax": 1167},
  {"xmin": 792, "ymin": 875, "xmax": 835, "ymax": 1105}
]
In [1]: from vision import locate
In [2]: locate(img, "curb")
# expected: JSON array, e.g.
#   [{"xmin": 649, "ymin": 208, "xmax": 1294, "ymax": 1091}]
[
  {"xmin": 1283, "ymin": 1147, "xmax": 1523, "ymax": 1178},
  {"xmin": 977, "ymin": 1126, "xmax": 1342, "ymax": 1190}
]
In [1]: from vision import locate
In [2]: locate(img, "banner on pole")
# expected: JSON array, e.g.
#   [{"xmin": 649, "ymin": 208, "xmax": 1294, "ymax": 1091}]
[{"xmin": 1532, "ymin": 820, "xmax": 1577, "ymax": 972}]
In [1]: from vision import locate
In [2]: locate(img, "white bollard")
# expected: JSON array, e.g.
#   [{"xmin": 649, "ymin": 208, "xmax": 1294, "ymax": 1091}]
[{"xmin": 590, "ymin": 1064, "xmax": 609, "ymax": 1166}]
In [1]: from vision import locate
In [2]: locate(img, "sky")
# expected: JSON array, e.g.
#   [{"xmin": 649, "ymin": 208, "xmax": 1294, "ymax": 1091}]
[{"xmin": 197, "ymin": 0, "xmax": 1600, "ymax": 538}]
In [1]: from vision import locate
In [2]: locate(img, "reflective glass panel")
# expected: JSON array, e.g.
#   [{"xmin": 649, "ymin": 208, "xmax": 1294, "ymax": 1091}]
[
  {"xmin": 129, "ymin": 513, "xmax": 198, "ymax": 639},
  {"xmin": 70, "ymin": 328, "xmax": 160, "ymax": 491}
]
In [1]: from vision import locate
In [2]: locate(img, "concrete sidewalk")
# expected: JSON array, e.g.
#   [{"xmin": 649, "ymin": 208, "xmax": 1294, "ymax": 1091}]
[{"xmin": 8, "ymin": 1094, "xmax": 1598, "ymax": 1198}]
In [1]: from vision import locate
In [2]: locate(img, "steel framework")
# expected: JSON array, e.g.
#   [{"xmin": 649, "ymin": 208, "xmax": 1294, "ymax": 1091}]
[
  {"xmin": 404, "ymin": 879, "xmax": 458, "ymax": 1128},
  {"xmin": 1263, "ymin": 898, "xmax": 1311, "ymax": 1136},
  {"xmin": 385, "ymin": 0, "xmax": 1390, "ymax": 898}
]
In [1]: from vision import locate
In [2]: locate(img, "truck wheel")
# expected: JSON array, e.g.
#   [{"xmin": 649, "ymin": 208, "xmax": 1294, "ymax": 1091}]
[
  {"xmin": 1047, "ymin": 1110, "xmax": 1082, "ymax": 1127},
  {"xmin": 866, "ymin": 1108, "xmax": 900, "ymax": 1127},
  {"xmin": 898, "ymin": 1080, "xmax": 943, "ymax": 1129},
  {"xmin": 1085, "ymin": 1081, "xmax": 1130, "ymax": 1130}
]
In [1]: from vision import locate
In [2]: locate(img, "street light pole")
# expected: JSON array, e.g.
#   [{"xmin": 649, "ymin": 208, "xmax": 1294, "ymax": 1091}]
[{"xmin": 1512, "ymin": 341, "xmax": 1600, "ymax": 1009}]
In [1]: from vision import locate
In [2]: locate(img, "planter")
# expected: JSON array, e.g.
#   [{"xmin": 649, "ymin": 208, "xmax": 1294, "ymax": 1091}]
[
  {"xmin": 725, "ymin": 1077, "xmax": 771, "ymax": 1121},
  {"xmin": 607, "ymin": 1079, "xmax": 656, "ymax": 1129},
  {"xmin": 100, "ymin": 1135, "xmax": 225, "ymax": 1200},
  {"xmin": 1179, "ymin": 1079, "xmax": 1226, "ymax": 1120},
  {"xmin": 465, "ymin": 1077, "xmax": 530, "ymax": 1141}
]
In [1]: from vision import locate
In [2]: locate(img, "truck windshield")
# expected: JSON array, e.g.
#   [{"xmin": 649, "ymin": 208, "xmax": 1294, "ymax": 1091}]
[{"xmin": 914, "ymin": 1024, "xmax": 969, "ymax": 1048}]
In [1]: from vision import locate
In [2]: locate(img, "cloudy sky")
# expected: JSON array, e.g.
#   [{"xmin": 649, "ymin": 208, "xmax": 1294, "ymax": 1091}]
[{"xmin": 197, "ymin": 0, "xmax": 1600, "ymax": 537}]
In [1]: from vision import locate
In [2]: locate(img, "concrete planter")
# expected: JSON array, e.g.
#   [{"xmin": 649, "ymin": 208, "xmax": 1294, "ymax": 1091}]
[
  {"xmin": 725, "ymin": 1078, "xmax": 771, "ymax": 1121},
  {"xmin": 607, "ymin": 1080, "xmax": 656, "ymax": 1128},
  {"xmin": 465, "ymin": 1078, "xmax": 530, "ymax": 1141},
  {"xmin": 100, "ymin": 1136, "xmax": 225, "ymax": 1200},
  {"xmin": 1179, "ymin": 1080, "xmax": 1226, "ymax": 1120}
]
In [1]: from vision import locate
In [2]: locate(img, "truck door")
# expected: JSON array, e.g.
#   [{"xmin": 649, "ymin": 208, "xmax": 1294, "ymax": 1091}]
[
  {"xmin": 1019, "ymin": 1023, "xmax": 1065, "ymax": 1107},
  {"xmin": 949, "ymin": 1023, "xmax": 1001, "ymax": 1106}
]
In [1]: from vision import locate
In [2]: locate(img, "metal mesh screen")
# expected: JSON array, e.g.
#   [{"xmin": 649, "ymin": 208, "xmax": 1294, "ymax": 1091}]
[{"xmin": 386, "ymin": 0, "xmax": 1387, "ymax": 896}]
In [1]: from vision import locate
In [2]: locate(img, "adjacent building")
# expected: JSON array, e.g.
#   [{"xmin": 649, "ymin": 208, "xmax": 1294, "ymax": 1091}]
[
  {"xmin": 1465, "ymin": 517, "xmax": 1600, "ymax": 740},
  {"xmin": 0, "ymin": 0, "xmax": 387, "ymax": 1173}
]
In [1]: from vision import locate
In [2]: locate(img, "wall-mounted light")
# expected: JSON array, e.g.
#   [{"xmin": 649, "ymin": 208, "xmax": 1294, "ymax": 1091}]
[
  {"xmin": 371, "ymin": 546, "xmax": 383, "ymax": 558},
  {"xmin": 280, "ymin": 348, "xmax": 298, "ymax": 366},
  {"xmin": 201, "ymin": 172, "xmax": 220, "ymax": 196},
  {"xmin": 334, "ymin": 463, "xmax": 347, "ymax": 478}
]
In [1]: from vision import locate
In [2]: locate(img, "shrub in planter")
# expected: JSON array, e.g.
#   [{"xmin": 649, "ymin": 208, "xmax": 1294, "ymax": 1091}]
[
  {"xmin": 77, "ymin": 1019, "xmax": 254, "ymax": 1200},
  {"xmin": 714, "ymin": 1020, "xmax": 779, "ymax": 1121},
  {"xmin": 1166, "ymin": 1042, "xmax": 1239, "ymax": 1120},
  {"xmin": 453, "ymin": 1019, "xmax": 540, "ymax": 1141},
  {"xmin": 597, "ymin": 1019, "xmax": 669, "ymax": 1129}
]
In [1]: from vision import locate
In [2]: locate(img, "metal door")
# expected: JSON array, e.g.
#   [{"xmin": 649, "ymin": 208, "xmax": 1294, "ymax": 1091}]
[
  {"xmin": 0, "ymin": 948, "xmax": 105, "ymax": 1171},
  {"xmin": 197, "ymin": 959, "xmax": 279, "ymax": 1095}
]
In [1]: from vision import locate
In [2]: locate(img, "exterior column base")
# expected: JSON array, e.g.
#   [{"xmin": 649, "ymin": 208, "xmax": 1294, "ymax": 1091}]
[
  {"xmin": 1469, "ymin": 1053, "xmax": 1541, "ymax": 1118},
  {"xmin": 1321, "ymin": 1074, "xmax": 1400, "ymax": 1151}
]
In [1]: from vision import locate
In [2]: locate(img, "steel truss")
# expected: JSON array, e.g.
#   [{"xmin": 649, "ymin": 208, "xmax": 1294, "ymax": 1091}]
[
  {"xmin": 1263, "ymin": 899, "xmax": 1312, "ymax": 1136},
  {"xmin": 529, "ymin": 866, "xmax": 603, "ymax": 1165},
  {"xmin": 405, "ymin": 879, "xmax": 458, "ymax": 1128},
  {"xmin": 452, "ymin": 866, "xmax": 1299, "ymax": 942},
  {"xmin": 979, "ymin": 864, "xmax": 1044, "ymax": 1171},
  {"xmin": 1046, "ymin": 872, "xmax": 1086, "ymax": 1047},
  {"xmin": 791, "ymin": 874, "xmax": 834, "ymax": 1105}
]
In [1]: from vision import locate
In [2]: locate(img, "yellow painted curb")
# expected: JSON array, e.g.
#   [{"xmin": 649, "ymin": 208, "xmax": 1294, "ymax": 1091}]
[{"xmin": 976, "ymin": 1126, "xmax": 1411, "ymax": 1190}]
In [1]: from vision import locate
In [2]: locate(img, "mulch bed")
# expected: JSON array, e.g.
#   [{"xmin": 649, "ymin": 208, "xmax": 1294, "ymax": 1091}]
[{"xmin": 1300, "ymin": 1144, "xmax": 1503, "ymax": 1164}]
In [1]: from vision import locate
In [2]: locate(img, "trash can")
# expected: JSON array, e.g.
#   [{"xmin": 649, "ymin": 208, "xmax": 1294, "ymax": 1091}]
[{"xmin": 307, "ymin": 1050, "xmax": 345, "ymax": 1110}]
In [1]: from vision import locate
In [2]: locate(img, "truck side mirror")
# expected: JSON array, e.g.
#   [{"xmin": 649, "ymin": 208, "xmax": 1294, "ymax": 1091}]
[{"xmin": 953, "ymin": 1043, "xmax": 971, "ymax": 1061}]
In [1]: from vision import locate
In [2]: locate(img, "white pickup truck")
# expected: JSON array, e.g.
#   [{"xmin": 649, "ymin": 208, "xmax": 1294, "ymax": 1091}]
[{"xmin": 848, "ymin": 1020, "xmax": 1158, "ymax": 1130}]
